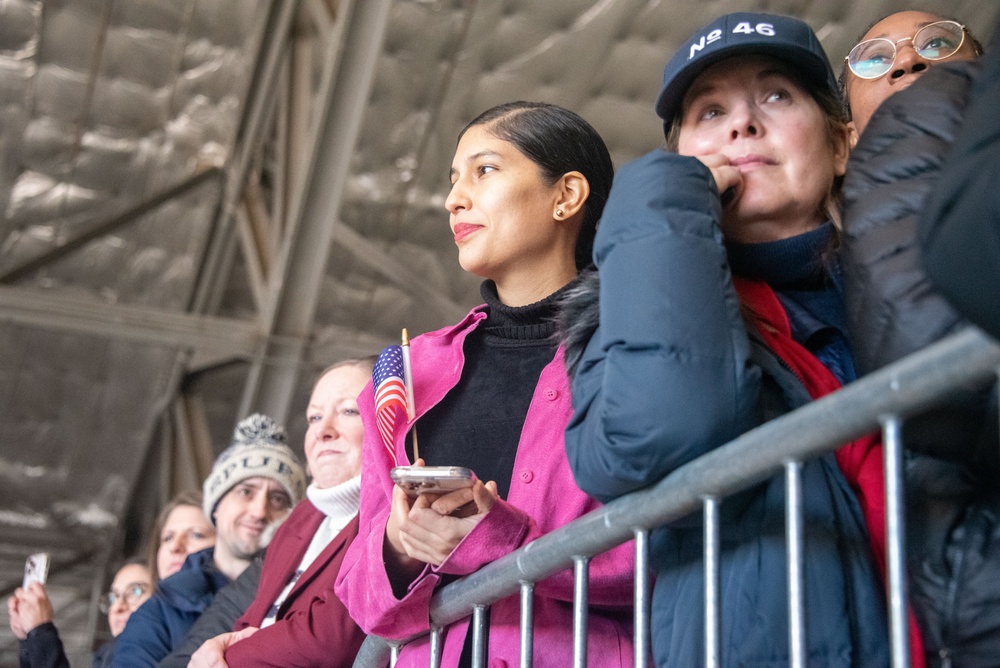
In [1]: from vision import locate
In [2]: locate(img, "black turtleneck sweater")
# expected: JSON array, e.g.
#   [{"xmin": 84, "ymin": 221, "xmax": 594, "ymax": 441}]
[{"xmin": 416, "ymin": 279, "xmax": 567, "ymax": 500}]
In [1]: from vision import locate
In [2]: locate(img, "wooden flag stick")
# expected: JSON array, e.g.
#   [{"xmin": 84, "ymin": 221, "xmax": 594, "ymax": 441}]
[{"xmin": 401, "ymin": 328, "xmax": 419, "ymax": 462}]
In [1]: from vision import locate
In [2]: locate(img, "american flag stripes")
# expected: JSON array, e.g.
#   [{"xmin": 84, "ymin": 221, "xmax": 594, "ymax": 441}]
[{"xmin": 373, "ymin": 345, "xmax": 407, "ymax": 466}]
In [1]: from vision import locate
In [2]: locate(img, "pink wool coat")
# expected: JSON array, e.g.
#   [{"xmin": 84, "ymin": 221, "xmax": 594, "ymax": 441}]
[{"xmin": 334, "ymin": 307, "xmax": 635, "ymax": 668}]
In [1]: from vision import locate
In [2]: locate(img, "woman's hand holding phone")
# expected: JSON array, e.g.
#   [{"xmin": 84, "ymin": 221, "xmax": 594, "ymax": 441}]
[
  {"xmin": 384, "ymin": 459, "xmax": 498, "ymax": 574},
  {"xmin": 396, "ymin": 479, "xmax": 498, "ymax": 566}
]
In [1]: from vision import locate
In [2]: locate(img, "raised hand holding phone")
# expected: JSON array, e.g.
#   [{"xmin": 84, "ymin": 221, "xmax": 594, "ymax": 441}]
[
  {"xmin": 8, "ymin": 554, "xmax": 54, "ymax": 639},
  {"xmin": 396, "ymin": 478, "xmax": 498, "ymax": 566}
]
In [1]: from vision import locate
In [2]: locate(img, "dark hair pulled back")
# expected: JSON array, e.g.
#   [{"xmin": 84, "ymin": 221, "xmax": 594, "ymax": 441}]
[{"xmin": 458, "ymin": 101, "xmax": 614, "ymax": 270}]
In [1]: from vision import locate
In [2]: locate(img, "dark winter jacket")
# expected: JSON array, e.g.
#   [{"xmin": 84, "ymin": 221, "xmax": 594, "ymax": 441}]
[
  {"xmin": 92, "ymin": 641, "xmax": 112, "ymax": 668},
  {"xmin": 18, "ymin": 621, "xmax": 115, "ymax": 668},
  {"xmin": 18, "ymin": 622, "xmax": 69, "ymax": 668},
  {"xmin": 842, "ymin": 61, "xmax": 981, "ymax": 375},
  {"xmin": 157, "ymin": 553, "xmax": 263, "ymax": 668},
  {"xmin": 841, "ymin": 60, "xmax": 1000, "ymax": 668},
  {"xmin": 921, "ymin": 25, "xmax": 1000, "ymax": 340},
  {"xmin": 110, "ymin": 548, "xmax": 229, "ymax": 668},
  {"xmin": 562, "ymin": 149, "xmax": 889, "ymax": 667}
]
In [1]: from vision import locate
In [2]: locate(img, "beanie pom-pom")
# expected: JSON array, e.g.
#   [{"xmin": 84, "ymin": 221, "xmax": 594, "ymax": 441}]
[{"xmin": 232, "ymin": 413, "xmax": 286, "ymax": 446}]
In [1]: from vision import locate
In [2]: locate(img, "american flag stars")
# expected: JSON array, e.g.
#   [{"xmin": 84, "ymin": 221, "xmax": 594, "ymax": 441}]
[{"xmin": 373, "ymin": 345, "xmax": 407, "ymax": 466}]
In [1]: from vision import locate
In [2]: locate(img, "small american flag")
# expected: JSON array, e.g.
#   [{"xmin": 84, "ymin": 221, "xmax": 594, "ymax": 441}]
[{"xmin": 373, "ymin": 345, "xmax": 407, "ymax": 466}]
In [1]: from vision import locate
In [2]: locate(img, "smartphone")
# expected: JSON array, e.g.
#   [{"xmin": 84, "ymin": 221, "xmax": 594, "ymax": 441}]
[
  {"xmin": 390, "ymin": 466, "xmax": 476, "ymax": 497},
  {"xmin": 22, "ymin": 553, "xmax": 49, "ymax": 590}
]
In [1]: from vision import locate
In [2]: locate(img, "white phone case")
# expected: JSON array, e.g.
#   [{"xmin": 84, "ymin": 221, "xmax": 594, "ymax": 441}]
[
  {"xmin": 22, "ymin": 553, "xmax": 50, "ymax": 589},
  {"xmin": 390, "ymin": 465, "xmax": 476, "ymax": 496}
]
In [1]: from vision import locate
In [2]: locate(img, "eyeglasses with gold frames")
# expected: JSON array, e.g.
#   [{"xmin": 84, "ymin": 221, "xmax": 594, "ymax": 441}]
[
  {"xmin": 845, "ymin": 20, "xmax": 967, "ymax": 80},
  {"xmin": 98, "ymin": 582, "xmax": 151, "ymax": 614}
]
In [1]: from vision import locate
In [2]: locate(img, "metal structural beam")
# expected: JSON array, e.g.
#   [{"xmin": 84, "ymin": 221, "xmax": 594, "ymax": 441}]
[
  {"xmin": 0, "ymin": 284, "xmax": 391, "ymax": 373},
  {"xmin": 238, "ymin": 0, "xmax": 393, "ymax": 423},
  {"xmin": 306, "ymin": 323, "xmax": 393, "ymax": 367},
  {"xmin": 189, "ymin": 0, "xmax": 300, "ymax": 317},
  {"xmin": 0, "ymin": 286, "xmax": 259, "ymax": 356}
]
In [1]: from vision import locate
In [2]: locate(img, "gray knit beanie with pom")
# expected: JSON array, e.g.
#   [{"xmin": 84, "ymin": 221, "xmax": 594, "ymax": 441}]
[{"xmin": 202, "ymin": 413, "xmax": 306, "ymax": 524}]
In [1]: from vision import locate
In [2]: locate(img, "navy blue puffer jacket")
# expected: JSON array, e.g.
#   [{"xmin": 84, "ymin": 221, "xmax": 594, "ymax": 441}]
[
  {"xmin": 110, "ymin": 548, "xmax": 229, "ymax": 668},
  {"xmin": 563, "ymin": 150, "xmax": 889, "ymax": 667}
]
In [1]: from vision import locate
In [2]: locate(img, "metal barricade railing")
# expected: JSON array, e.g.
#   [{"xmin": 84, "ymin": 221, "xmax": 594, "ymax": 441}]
[{"xmin": 353, "ymin": 327, "xmax": 1000, "ymax": 668}]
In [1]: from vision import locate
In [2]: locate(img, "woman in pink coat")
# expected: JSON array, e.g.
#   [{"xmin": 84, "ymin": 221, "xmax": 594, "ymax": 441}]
[{"xmin": 335, "ymin": 101, "xmax": 634, "ymax": 667}]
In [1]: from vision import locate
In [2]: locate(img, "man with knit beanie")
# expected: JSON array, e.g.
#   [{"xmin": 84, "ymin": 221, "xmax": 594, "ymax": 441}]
[{"xmin": 111, "ymin": 414, "xmax": 306, "ymax": 668}]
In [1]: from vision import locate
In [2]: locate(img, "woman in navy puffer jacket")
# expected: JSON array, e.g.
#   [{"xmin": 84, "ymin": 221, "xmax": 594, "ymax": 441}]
[{"xmin": 562, "ymin": 12, "xmax": 898, "ymax": 667}]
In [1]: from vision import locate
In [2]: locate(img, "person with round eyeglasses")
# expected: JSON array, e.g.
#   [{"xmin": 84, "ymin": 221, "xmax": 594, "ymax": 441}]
[
  {"xmin": 839, "ymin": 11, "xmax": 982, "ymax": 139},
  {"xmin": 838, "ymin": 9, "xmax": 1000, "ymax": 668},
  {"xmin": 8, "ymin": 559, "xmax": 154, "ymax": 668},
  {"xmin": 98, "ymin": 563, "xmax": 154, "ymax": 638}
]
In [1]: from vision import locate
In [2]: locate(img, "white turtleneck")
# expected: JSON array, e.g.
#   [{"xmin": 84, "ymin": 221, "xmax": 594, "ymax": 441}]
[{"xmin": 260, "ymin": 475, "xmax": 361, "ymax": 628}]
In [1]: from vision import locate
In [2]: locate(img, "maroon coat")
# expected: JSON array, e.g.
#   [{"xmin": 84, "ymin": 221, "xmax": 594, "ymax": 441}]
[{"xmin": 224, "ymin": 499, "xmax": 365, "ymax": 667}]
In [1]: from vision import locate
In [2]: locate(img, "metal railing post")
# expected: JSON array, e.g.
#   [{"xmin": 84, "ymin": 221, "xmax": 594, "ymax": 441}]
[
  {"xmin": 573, "ymin": 556, "xmax": 590, "ymax": 668},
  {"xmin": 428, "ymin": 627, "xmax": 443, "ymax": 668},
  {"xmin": 471, "ymin": 605, "xmax": 487, "ymax": 668},
  {"xmin": 883, "ymin": 416, "xmax": 910, "ymax": 668},
  {"xmin": 704, "ymin": 497, "xmax": 720, "ymax": 668},
  {"xmin": 634, "ymin": 529, "xmax": 651, "ymax": 668},
  {"xmin": 520, "ymin": 582, "xmax": 535, "ymax": 668},
  {"xmin": 785, "ymin": 460, "xmax": 806, "ymax": 668}
]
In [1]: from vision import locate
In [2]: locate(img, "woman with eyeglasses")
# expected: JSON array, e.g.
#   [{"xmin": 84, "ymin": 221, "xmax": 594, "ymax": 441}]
[
  {"xmin": 100, "ymin": 561, "xmax": 154, "ymax": 642},
  {"xmin": 838, "ymin": 9, "xmax": 985, "ymax": 381},
  {"xmin": 839, "ymin": 10, "xmax": 982, "ymax": 139},
  {"xmin": 838, "ymin": 10, "xmax": 1000, "ymax": 668},
  {"xmin": 8, "ymin": 559, "xmax": 154, "ymax": 668}
]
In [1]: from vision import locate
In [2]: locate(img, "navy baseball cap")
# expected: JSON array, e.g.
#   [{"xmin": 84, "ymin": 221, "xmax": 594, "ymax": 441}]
[{"xmin": 655, "ymin": 12, "xmax": 838, "ymax": 123}]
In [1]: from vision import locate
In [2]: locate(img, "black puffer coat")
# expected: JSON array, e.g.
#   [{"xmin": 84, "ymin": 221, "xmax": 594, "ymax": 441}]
[
  {"xmin": 18, "ymin": 622, "xmax": 69, "ymax": 668},
  {"xmin": 841, "ymin": 61, "xmax": 1000, "ymax": 668},
  {"xmin": 921, "ymin": 24, "xmax": 1000, "ymax": 340}
]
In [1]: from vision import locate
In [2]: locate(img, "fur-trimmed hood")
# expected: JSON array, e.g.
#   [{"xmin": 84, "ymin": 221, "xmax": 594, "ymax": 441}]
[{"xmin": 556, "ymin": 268, "xmax": 600, "ymax": 378}]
